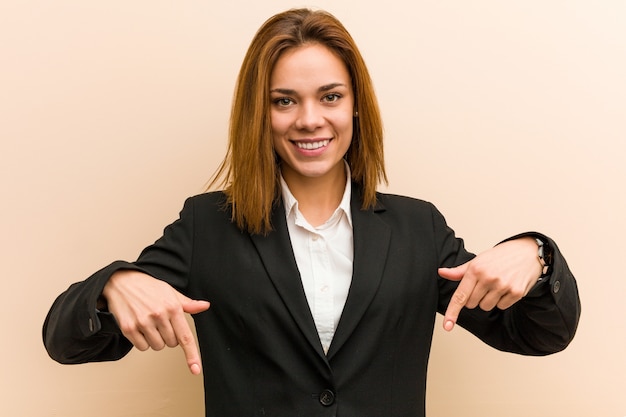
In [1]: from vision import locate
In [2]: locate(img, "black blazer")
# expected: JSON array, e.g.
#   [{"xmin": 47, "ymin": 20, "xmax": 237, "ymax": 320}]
[{"xmin": 43, "ymin": 185, "xmax": 580, "ymax": 417}]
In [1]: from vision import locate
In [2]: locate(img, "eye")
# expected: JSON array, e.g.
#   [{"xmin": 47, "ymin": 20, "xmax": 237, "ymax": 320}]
[
  {"xmin": 322, "ymin": 93, "xmax": 341, "ymax": 103},
  {"xmin": 273, "ymin": 97, "xmax": 294, "ymax": 107}
]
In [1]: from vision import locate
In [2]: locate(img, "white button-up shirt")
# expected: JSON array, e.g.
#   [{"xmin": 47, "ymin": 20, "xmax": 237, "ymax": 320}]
[{"xmin": 280, "ymin": 165, "xmax": 354, "ymax": 354}]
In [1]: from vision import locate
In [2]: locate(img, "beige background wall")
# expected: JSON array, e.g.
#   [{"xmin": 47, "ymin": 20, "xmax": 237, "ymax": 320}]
[{"xmin": 1, "ymin": 1, "xmax": 624, "ymax": 416}]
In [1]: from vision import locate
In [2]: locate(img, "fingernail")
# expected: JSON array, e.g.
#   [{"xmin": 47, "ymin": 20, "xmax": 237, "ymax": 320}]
[{"xmin": 190, "ymin": 363, "xmax": 201, "ymax": 375}]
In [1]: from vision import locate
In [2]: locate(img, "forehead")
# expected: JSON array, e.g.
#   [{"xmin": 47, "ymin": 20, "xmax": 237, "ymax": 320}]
[{"xmin": 270, "ymin": 43, "xmax": 351, "ymax": 88}]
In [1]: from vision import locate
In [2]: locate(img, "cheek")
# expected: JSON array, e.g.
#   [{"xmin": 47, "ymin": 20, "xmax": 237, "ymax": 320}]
[
  {"xmin": 270, "ymin": 111, "xmax": 289, "ymax": 138},
  {"xmin": 335, "ymin": 113, "xmax": 354, "ymax": 138},
  {"xmin": 270, "ymin": 114, "xmax": 288, "ymax": 159},
  {"xmin": 332, "ymin": 101, "xmax": 355, "ymax": 137}
]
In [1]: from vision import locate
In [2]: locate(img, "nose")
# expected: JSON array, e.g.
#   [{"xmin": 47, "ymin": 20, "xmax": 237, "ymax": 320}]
[{"xmin": 295, "ymin": 102, "xmax": 323, "ymax": 131}]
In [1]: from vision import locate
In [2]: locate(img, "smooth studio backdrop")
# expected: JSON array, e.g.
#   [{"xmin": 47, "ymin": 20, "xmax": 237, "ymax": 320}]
[{"xmin": 1, "ymin": 1, "xmax": 624, "ymax": 416}]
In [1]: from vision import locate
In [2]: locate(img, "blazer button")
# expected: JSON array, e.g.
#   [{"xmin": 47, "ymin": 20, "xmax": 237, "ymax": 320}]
[
  {"xmin": 319, "ymin": 389, "xmax": 335, "ymax": 406},
  {"xmin": 553, "ymin": 280, "xmax": 561, "ymax": 294}
]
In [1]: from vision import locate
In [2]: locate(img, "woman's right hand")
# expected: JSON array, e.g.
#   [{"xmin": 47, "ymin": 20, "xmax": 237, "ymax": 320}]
[{"xmin": 101, "ymin": 270, "xmax": 210, "ymax": 375}]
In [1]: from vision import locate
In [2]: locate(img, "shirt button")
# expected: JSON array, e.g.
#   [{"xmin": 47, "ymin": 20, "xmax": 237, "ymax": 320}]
[
  {"xmin": 319, "ymin": 389, "xmax": 335, "ymax": 406},
  {"xmin": 312, "ymin": 234, "xmax": 319, "ymax": 241}
]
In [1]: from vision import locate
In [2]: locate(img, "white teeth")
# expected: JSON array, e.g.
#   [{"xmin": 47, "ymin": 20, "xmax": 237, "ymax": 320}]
[{"xmin": 296, "ymin": 140, "xmax": 329, "ymax": 150}]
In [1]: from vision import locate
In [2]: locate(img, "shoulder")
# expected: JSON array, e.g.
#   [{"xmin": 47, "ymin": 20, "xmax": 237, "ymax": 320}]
[
  {"xmin": 351, "ymin": 182, "xmax": 443, "ymax": 222},
  {"xmin": 370, "ymin": 191, "xmax": 452, "ymax": 231},
  {"xmin": 374, "ymin": 191, "xmax": 437, "ymax": 214},
  {"xmin": 185, "ymin": 191, "xmax": 229, "ymax": 207},
  {"xmin": 177, "ymin": 191, "xmax": 233, "ymax": 223}
]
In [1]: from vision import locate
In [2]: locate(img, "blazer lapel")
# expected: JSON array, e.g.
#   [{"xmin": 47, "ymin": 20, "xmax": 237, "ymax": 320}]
[
  {"xmin": 327, "ymin": 187, "xmax": 391, "ymax": 359},
  {"xmin": 249, "ymin": 200, "xmax": 327, "ymax": 360}
]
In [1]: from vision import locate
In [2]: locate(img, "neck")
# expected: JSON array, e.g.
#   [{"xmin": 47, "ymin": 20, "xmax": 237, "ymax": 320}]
[{"xmin": 282, "ymin": 164, "xmax": 347, "ymax": 227}]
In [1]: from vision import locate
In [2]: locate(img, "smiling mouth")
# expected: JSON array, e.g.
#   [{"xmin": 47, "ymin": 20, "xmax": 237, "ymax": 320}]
[{"xmin": 294, "ymin": 139, "xmax": 330, "ymax": 150}]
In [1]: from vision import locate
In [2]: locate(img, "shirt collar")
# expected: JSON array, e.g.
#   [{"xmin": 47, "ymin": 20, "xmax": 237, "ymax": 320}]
[{"xmin": 280, "ymin": 160, "xmax": 353, "ymax": 228}]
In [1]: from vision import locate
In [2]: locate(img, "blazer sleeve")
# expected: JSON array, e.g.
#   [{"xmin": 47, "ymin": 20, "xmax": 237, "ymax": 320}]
[
  {"xmin": 42, "ymin": 196, "xmax": 197, "ymax": 364},
  {"xmin": 433, "ymin": 207, "xmax": 581, "ymax": 356}
]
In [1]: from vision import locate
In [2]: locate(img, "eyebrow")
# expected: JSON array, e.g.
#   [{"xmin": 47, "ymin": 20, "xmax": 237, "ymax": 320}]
[{"xmin": 270, "ymin": 83, "xmax": 347, "ymax": 95}]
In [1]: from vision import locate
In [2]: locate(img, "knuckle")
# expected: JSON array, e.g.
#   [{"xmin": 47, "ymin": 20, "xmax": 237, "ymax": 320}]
[
  {"xmin": 165, "ymin": 338, "xmax": 179, "ymax": 348},
  {"xmin": 468, "ymin": 262, "xmax": 499, "ymax": 285},
  {"xmin": 151, "ymin": 342, "xmax": 166, "ymax": 351},
  {"xmin": 452, "ymin": 291, "xmax": 468, "ymax": 305},
  {"xmin": 162, "ymin": 299, "xmax": 181, "ymax": 314},
  {"xmin": 508, "ymin": 287, "xmax": 525, "ymax": 300},
  {"xmin": 148, "ymin": 310, "xmax": 164, "ymax": 321},
  {"xmin": 178, "ymin": 332, "xmax": 194, "ymax": 346},
  {"xmin": 118, "ymin": 320, "xmax": 138, "ymax": 336},
  {"xmin": 479, "ymin": 299, "xmax": 495, "ymax": 311},
  {"xmin": 467, "ymin": 261, "xmax": 487, "ymax": 276},
  {"xmin": 136, "ymin": 316, "xmax": 153, "ymax": 329}
]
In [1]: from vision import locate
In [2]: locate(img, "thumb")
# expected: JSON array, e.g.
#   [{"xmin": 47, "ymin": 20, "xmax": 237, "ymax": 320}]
[
  {"xmin": 438, "ymin": 262, "xmax": 469, "ymax": 282},
  {"xmin": 177, "ymin": 293, "xmax": 211, "ymax": 314}
]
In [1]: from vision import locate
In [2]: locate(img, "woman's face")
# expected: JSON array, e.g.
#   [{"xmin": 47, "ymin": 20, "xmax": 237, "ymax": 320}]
[{"xmin": 270, "ymin": 43, "xmax": 354, "ymax": 185}]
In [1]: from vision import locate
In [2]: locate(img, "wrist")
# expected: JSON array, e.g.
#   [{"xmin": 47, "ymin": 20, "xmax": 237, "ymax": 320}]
[{"xmin": 535, "ymin": 237, "xmax": 553, "ymax": 281}]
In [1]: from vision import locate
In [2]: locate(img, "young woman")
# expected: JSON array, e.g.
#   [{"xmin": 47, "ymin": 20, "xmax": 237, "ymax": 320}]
[{"xmin": 43, "ymin": 8, "xmax": 580, "ymax": 417}]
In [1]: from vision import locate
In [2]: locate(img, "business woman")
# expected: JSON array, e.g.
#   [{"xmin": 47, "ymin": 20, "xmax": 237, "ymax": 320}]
[{"xmin": 43, "ymin": 8, "xmax": 581, "ymax": 417}]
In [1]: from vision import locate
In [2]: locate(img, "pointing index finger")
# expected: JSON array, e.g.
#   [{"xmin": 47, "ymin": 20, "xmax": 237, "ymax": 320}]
[
  {"xmin": 171, "ymin": 310, "xmax": 202, "ymax": 375},
  {"xmin": 443, "ymin": 274, "xmax": 475, "ymax": 332}
]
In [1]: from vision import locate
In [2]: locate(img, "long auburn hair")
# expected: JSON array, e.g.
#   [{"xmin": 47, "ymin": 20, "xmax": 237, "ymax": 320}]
[{"xmin": 209, "ymin": 8, "xmax": 387, "ymax": 234}]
